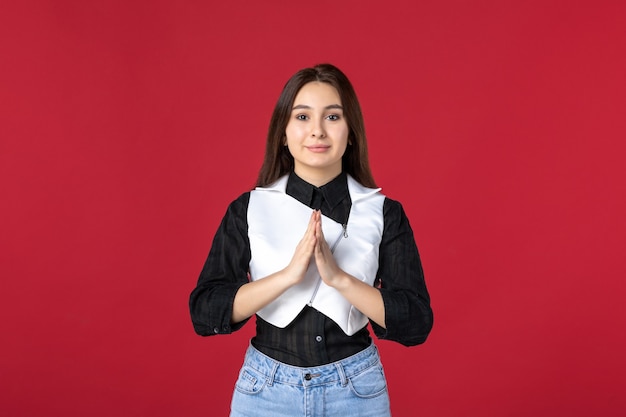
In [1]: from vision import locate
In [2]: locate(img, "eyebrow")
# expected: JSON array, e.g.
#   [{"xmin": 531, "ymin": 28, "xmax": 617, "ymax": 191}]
[{"xmin": 292, "ymin": 104, "xmax": 344, "ymax": 111}]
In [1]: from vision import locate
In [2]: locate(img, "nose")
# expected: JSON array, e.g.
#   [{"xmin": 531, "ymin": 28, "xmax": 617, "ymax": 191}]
[{"xmin": 311, "ymin": 119, "xmax": 326, "ymax": 138}]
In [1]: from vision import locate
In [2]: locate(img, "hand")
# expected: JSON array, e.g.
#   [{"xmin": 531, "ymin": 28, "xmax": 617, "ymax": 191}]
[
  {"xmin": 282, "ymin": 210, "xmax": 318, "ymax": 285},
  {"xmin": 231, "ymin": 211, "xmax": 319, "ymax": 323},
  {"xmin": 313, "ymin": 211, "xmax": 349, "ymax": 289}
]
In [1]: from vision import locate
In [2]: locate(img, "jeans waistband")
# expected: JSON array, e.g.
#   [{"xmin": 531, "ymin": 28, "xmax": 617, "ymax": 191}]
[{"xmin": 241, "ymin": 342, "xmax": 381, "ymax": 387}]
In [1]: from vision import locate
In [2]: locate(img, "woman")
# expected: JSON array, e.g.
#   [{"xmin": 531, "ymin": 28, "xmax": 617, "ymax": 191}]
[{"xmin": 189, "ymin": 63, "xmax": 433, "ymax": 417}]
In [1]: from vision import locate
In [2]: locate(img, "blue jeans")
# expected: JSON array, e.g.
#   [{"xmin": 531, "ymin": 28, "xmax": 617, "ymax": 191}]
[{"xmin": 230, "ymin": 342, "xmax": 391, "ymax": 417}]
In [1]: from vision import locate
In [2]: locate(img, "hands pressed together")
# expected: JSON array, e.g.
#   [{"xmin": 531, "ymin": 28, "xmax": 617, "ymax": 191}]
[
  {"xmin": 284, "ymin": 210, "xmax": 347, "ymax": 290},
  {"xmin": 233, "ymin": 210, "xmax": 385, "ymax": 328}
]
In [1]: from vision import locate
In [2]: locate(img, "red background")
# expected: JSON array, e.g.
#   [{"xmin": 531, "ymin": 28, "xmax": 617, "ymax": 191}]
[{"xmin": 1, "ymin": 1, "xmax": 625, "ymax": 416}]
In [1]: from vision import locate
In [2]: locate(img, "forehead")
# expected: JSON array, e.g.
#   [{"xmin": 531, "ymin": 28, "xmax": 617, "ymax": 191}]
[{"xmin": 293, "ymin": 82, "xmax": 341, "ymax": 105}]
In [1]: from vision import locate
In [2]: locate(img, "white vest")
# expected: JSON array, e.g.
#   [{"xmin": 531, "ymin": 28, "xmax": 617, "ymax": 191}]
[{"xmin": 247, "ymin": 175, "xmax": 385, "ymax": 335}]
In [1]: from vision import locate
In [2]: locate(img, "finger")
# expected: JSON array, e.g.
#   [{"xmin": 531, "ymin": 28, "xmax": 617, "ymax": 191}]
[
  {"xmin": 315, "ymin": 212, "xmax": 325, "ymax": 238},
  {"xmin": 316, "ymin": 215, "xmax": 322, "ymax": 236},
  {"xmin": 314, "ymin": 230, "xmax": 325, "ymax": 262},
  {"xmin": 315, "ymin": 219, "xmax": 329, "ymax": 256},
  {"xmin": 308, "ymin": 210, "xmax": 317, "ymax": 230},
  {"xmin": 302, "ymin": 211, "xmax": 316, "ymax": 240}
]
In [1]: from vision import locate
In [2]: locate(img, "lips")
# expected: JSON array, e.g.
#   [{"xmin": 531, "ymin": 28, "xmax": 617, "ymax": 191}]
[{"xmin": 306, "ymin": 145, "xmax": 330, "ymax": 153}]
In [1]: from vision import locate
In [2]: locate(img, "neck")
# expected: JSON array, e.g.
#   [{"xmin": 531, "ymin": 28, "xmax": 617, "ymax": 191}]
[{"xmin": 294, "ymin": 167, "xmax": 342, "ymax": 187}]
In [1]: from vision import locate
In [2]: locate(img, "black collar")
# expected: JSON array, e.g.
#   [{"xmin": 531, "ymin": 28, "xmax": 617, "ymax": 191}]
[{"xmin": 286, "ymin": 171, "xmax": 349, "ymax": 213}]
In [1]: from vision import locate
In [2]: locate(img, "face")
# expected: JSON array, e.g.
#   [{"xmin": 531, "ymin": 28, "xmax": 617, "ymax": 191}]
[{"xmin": 285, "ymin": 82, "xmax": 349, "ymax": 185}]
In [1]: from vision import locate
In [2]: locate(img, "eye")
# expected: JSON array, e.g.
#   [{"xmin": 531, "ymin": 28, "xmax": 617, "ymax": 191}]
[
  {"xmin": 295, "ymin": 114, "xmax": 308, "ymax": 121},
  {"xmin": 326, "ymin": 114, "xmax": 340, "ymax": 121}
]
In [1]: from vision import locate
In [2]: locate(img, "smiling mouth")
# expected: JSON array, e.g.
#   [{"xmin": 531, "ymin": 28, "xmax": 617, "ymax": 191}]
[{"xmin": 306, "ymin": 146, "xmax": 330, "ymax": 153}]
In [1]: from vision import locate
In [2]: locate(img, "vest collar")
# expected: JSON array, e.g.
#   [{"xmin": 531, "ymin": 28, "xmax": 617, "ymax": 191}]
[{"xmin": 257, "ymin": 174, "xmax": 381, "ymax": 203}]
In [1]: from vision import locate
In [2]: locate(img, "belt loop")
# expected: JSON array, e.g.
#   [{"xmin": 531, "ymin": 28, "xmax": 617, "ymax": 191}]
[
  {"xmin": 267, "ymin": 361, "xmax": 279, "ymax": 386},
  {"xmin": 335, "ymin": 362, "xmax": 348, "ymax": 387}
]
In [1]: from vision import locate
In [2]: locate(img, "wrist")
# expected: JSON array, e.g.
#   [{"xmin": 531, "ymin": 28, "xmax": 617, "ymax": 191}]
[
  {"xmin": 280, "ymin": 266, "xmax": 304, "ymax": 287},
  {"xmin": 331, "ymin": 271, "xmax": 354, "ymax": 292}
]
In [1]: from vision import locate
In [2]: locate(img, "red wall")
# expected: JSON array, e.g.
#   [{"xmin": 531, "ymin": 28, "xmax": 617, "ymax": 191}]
[{"xmin": 1, "ymin": 1, "xmax": 625, "ymax": 416}]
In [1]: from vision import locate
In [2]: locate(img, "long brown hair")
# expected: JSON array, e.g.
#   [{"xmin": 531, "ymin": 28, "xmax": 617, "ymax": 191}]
[{"xmin": 256, "ymin": 64, "xmax": 377, "ymax": 188}]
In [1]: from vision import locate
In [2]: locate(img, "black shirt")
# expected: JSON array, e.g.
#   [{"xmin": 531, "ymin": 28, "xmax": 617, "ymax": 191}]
[{"xmin": 189, "ymin": 172, "xmax": 433, "ymax": 366}]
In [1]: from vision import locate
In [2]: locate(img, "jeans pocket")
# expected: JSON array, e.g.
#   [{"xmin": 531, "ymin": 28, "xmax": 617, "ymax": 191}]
[
  {"xmin": 347, "ymin": 364, "xmax": 388, "ymax": 399},
  {"xmin": 234, "ymin": 366, "xmax": 267, "ymax": 395}
]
